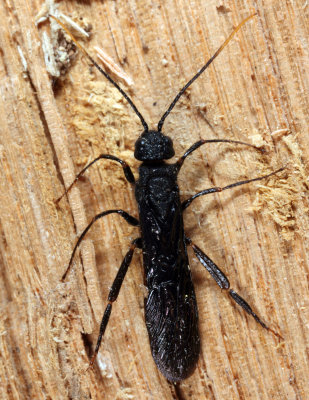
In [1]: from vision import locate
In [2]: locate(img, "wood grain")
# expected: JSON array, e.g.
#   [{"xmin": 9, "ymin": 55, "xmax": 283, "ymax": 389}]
[{"xmin": 0, "ymin": 0, "xmax": 308, "ymax": 399}]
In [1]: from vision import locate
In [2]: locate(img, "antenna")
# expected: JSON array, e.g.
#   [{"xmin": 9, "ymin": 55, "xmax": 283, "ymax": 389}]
[
  {"xmin": 50, "ymin": 15, "xmax": 149, "ymax": 132},
  {"xmin": 157, "ymin": 14, "xmax": 257, "ymax": 132}
]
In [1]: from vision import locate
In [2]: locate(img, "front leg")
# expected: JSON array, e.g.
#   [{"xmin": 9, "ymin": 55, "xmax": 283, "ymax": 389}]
[
  {"xmin": 176, "ymin": 139, "xmax": 262, "ymax": 171},
  {"xmin": 56, "ymin": 154, "xmax": 135, "ymax": 203}
]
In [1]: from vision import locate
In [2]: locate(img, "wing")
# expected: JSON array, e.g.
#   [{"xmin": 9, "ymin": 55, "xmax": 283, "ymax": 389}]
[{"xmin": 145, "ymin": 268, "xmax": 200, "ymax": 382}]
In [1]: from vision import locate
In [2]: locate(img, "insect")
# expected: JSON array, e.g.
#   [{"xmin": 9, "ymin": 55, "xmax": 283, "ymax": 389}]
[{"xmin": 53, "ymin": 14, "xmax": 283, "ymax": 382}]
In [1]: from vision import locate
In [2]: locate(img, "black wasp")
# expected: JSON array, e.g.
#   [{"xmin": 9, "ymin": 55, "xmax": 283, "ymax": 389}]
[{"xmin": 54, "ymin": 14, "xmax": 283, "ymax": 382}]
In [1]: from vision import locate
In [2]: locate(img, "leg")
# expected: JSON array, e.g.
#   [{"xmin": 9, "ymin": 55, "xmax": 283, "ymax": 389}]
[
  {"xmin": 182, "ymin": 167, "xmax": 284, "ymax": 210},
  {"xmin": 176, "ymin": 139, "xmax": 263, "ymax": 171},
  {"xmin": 56, "ymin": 154, "xmax": 135, "ymax": 203},
  {"xmin": 89, "ymin": 237, "xmax": 142, "ymax": 368},
  {"xmin": 186, "ymin": 237, "xmax": 282, "ymax": 340},
  {"xmin": 62, "ymin": 209, "xmax": 139, "ymax": 281}
]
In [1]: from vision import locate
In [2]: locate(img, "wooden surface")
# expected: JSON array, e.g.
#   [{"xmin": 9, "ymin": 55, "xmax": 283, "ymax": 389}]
[{"xmin": 0, "ymin": 0, "xmax": 308, "ymax": 399}]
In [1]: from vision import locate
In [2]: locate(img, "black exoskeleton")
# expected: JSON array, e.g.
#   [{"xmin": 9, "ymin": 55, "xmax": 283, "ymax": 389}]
[
  {"xmin": 54, "ymin": 14, "xmax": 283, "ymax": 382},
  {"xmin": 135, "ymin": 156, "xmax": 199, "ymax": 380}
]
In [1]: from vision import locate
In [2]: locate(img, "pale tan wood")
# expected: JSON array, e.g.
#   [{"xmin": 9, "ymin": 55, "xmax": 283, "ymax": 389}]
[{"xmin": 0, "ymin": 0, "xmax": 308, "ymax": 399}]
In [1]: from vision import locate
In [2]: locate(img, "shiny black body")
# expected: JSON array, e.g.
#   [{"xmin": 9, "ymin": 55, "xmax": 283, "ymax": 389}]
[
  {"xmin": 135, "ymin": 161, "xmax": 200, "ymax": 381},
  {"xmin": 58, "ymin": 14, "xmax": 282, "ymax": 384}
]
